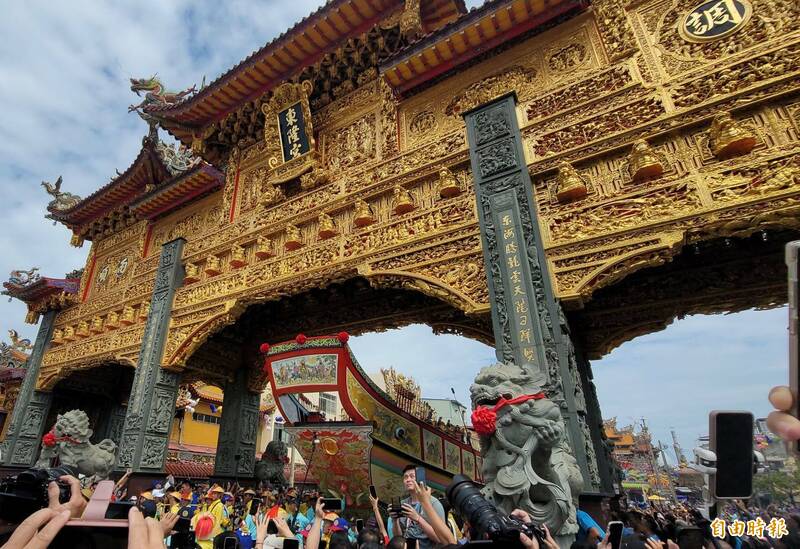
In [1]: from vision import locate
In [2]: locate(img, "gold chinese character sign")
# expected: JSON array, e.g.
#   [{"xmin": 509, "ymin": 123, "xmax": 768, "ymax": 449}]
[
  {"xmin": 261, "ymin": 80, "xmax": 317, "ymax": 184},
  {"xmin": 679, "ymin": 0, "xmax": 752, "ymax": 43}
]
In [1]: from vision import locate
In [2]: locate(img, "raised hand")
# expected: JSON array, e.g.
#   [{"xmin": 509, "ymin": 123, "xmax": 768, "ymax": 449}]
[
  {"xmin": 48, "ymin": 475, "xmax": 86, "ymax": 519},
  {"xmin": 0, "ymin": 508, "xmax": 71, "ymax": 549},
  {"xmin": 128, "ymin": 507, "xmax": 168, "ymax": 549},
  {"xmin": 159, "ymin": 511, "xmax": 179, "ymax": 537},
  {"xmin": 767, "ymin": 386, "xmax": 800, "ymax": 441}
]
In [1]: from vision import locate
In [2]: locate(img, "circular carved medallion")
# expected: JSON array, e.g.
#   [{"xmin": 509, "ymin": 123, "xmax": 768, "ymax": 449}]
[
  {"xmin": 409, "ymin": 110, "xmax": 436, "ymax": 135},
  {"xmin": 97, "ymin": 265, "xmax": 109, "ymax": 284},
  {"xmin": 678, "ymin": 0, "xmax": 752, "ymax": 43}
]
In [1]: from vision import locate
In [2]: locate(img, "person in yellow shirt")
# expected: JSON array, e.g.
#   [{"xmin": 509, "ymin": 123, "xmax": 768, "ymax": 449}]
[
  {"xmin": 167, "ymin": 491, "xmax": 182, "ymax": 514},
  {"xmin": 191, "ymin": 485, "xmax": 229, "ymax": 549},
  {"xmin": 242, "ymin": 488, "xmax": 257, "ymax": 515}
]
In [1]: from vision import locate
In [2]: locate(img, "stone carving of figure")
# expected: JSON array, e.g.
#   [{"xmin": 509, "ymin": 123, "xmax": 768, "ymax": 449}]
[
  {"xmin": 254, "ymin": 440, "xmax": 288, "ymax": 488},
  {"xmin": 470, "ymin": 362, "xmax": 582, "ymax": 539},
  {"xmin": 36, "ymin": 410, "xmax": 117, "ymax": 481}
]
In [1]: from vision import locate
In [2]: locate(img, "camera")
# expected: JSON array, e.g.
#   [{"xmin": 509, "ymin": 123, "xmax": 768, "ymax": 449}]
[
  {"xmin": 446, "ymin": 474, "xmax": 546, "ymax": 548},
  {"xmin": 0, "ymin": 465, "xmax": 77, "ymax": 523}
]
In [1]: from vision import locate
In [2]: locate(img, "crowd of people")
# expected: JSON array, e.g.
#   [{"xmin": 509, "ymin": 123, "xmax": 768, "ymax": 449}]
[{"xmin": 0, "ymin": 385, "xmax": 798, "ymax": 549}]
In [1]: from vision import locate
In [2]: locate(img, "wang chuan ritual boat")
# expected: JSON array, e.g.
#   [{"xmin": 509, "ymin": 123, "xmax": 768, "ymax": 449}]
[{"xmin": 260, "ymin": 333, "xmax": 481, "ymax": 503}]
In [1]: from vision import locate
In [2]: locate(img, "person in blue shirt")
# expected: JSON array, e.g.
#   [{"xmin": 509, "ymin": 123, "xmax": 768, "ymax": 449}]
[{"xmin": 576, "ymin": 509, "xmax": 606, "ymax": 545}]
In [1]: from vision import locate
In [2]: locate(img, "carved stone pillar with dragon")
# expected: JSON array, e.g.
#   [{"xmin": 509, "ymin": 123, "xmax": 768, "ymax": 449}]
[
  {"xmin": 0, "ymin": 311, "xmax": 57, "ymax": 468},
  {"xmin": 115, "ymin": 239, "xmax": 184, "ymax": 473},
  {"xmin": 213, "ymin": 368, "xmax": 260, "ymax": 478}
]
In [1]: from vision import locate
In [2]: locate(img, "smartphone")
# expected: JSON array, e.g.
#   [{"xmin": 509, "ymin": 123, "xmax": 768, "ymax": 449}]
[
  {"xmin": 356, "ymin": 518, "xmax": 364, "ymax": 532},
  {"xmin": 267, "ymin": 519, "xmax": 279, "ymax": 535},
  {"xmin": 322, "ymin": 498, "xmax": 343, "ymax": 511},
  {"xmin": 369, "ymin": 485, "xmax": 377, "ymax": 499},
  {"xmin": 710, "ymin": 411, "xmax": 754, "ymax": 499},
  {"xmin": 249, "ymin": 500, "xmax": 260, "ymax": 516},
  {"xmin": 405, "ymin": 539, "xmax": 419, "ymax": 549},
  {"xmin": 607, "ymin": 521, "xmax": 623, "ymax": 549},
  {"xmin": 284, "ymin": 540, "xmax": 300, "ymax": 549},
  {"xmin": 389, "ymin": 499, "xmax": 402, "ymax": 518},
  {"xmin": 415, "ymin": 466, "xmax": 426, "ymax": 486},
  {"xmin": 786, "ymin": 241, "xmax": 800, "ymax": 456}
]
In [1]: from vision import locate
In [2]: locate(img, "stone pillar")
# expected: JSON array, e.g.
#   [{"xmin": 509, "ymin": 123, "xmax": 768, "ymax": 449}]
[
  {"xmin": 104, "ymin": 404, "xmax": 128, "ymax": 446},
  {"xmin": 576, "ymin": 349, "xmax": 616, "ymax": 494},
  {"xmin": 213, "ymin": 368, "xmax": 260, "ymax": 478},
  {"xmin": 1, "ymin": 310, "xmax": 56, "ymax": 467},
  {"xmin": 463, "ymin": 94, "xmax": 599, "ymax": 490},
  {"xmin": 116, "ymin": 239, "xmax": 184, "ymax": 472}
]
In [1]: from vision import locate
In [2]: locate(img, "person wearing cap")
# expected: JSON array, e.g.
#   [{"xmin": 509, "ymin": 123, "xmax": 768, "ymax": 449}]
[
  {"xmin": 167, "ymin": 491, "xmax": 182, "ymax": 514},
  {"xmin": 243, "ymin": 488, "xmax": 257, "ymax": 515},
  {"xmin": 196, "ymin": 484, "xmax": 230, "ymax": 547},
  {"xmin": 139, "ymin": 491, "xmax": 157, "ymax": 519},
  {"xmin": 285, "ymin": 497, "xmax": 309, "ymax": 532}
]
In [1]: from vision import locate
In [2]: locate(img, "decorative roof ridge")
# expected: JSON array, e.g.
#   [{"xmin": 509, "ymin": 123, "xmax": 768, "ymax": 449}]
[
  {"xmin": 143, "ymin": 0, "xmax": 373, "ymax": 118},
  {"xmin": 47, "ymin": 137, "xmax": 169, "ymax": 222}
]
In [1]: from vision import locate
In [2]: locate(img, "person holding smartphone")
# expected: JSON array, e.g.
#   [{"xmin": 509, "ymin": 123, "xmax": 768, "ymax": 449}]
[{"xmin": 393, "ymin": 464, "xmax": 445, "ymax": 549}]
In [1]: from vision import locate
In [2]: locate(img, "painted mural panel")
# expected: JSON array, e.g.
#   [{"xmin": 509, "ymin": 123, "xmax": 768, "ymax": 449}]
[
  {"xmin": 462, "ymin": 449, "xmax": 476, "ymax": 480},
  {"xmin": 272, "ymin": 353, "xmax": 338, "ymax": 389},
  {"xmin": 423, "ymin": 429, "xmax": 443, "ymax": 469},
  {"xmin": 444, "ymin": 440, "xmax": 461, "ymax": 474}
]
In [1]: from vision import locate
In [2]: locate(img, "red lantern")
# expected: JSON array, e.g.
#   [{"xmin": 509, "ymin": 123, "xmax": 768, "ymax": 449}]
[
  {"xmin": 259, "ymin": 343, "xmax": 270, "ymax": 354},
  {"xmin": 337, "ymin": 331, "xmax": 349, "ymax": 344},
  {"xmin": 296, "ymin": 334, "xmax": 307, "ymax": 344}
]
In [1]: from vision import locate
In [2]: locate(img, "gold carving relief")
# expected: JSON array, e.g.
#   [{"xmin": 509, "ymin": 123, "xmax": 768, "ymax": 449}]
[
  {"xmin": 593, "ymin": 0, "xmax": 638, "ymax": 61},
  {"xmin": 322, "ymin": 112, "xmax": 378, "ymax": 173},
  {"xmin": 400, "ymin": 15, "xmax": 603, "ymax": 151}
]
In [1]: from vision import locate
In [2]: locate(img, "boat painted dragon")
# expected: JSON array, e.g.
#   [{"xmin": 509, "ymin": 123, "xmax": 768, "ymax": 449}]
[{"xmin": 260, "ymin": 333, "xmax": 481, "ymax": 506}]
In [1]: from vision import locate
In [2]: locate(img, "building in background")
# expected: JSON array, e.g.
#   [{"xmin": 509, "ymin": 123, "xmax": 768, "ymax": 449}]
[{"xmin": 167, "ymin": 383, "xmax": 276, "ymax": 478}]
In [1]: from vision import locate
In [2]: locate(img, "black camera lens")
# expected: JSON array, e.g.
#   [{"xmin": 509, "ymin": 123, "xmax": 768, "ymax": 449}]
[{"xmin": 446, "ymin": 474, "xmax": 506, "ymax": 540}]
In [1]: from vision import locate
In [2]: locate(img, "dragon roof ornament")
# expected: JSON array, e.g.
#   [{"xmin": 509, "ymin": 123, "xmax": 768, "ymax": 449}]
[
  {"xmin": 41, "ymin": 177, "xmax": 81, "ymax": 224},
  {"xmin": 156, "ymin": 141, "xmax": 202, "ymax": 176}
]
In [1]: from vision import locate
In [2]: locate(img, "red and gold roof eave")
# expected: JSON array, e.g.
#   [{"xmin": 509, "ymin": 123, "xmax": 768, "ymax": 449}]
[
  {"xmin": 49, "ymin": 139, "xmax": 171, "ymax": 232},
  {"xmin": 129, "ymin": 163, "xmax": 224, "ymax": 221},
  {"xmin": 146, "ymin": 0, "xmax": 466, "ymax": 141},
  {"xmin": 2, "ymin": 277, "xmax": 80, "ymax": 305},
  {"xmin": 380, "ymin": 0, "xmax": 589, "ymax": 95}
]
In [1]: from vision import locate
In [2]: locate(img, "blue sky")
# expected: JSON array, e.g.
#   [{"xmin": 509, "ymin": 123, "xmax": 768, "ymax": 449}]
[{"xmin": 0, "ymin": 2, "xmax": 788, "ymax": 466}]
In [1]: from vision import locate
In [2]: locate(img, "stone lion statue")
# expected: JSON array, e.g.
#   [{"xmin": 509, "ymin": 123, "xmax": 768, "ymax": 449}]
[
  {"xmin": 470, "ymin": 362, "xmax": 582, "ymax": 539},
  {"xmin": 36, "ymin": 410, "xmax": 117, "ymax": 481},
  {"xmin": 254, "ymin": 440, "xmax": 288, "ymax": 487}
]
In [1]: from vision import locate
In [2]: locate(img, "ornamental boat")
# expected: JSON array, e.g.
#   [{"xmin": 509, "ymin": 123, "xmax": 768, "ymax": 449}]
[{"xmin": 261, "ymin": 333, "xmax": 482, "ymax": 503}]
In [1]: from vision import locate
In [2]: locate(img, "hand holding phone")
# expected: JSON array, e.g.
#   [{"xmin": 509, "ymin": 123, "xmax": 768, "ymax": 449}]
[
  {"xmin": 607, "ymin": 521, "xmax": 624, "ymax": 549},
  {"xmin": 322, "ymin": 498, "xmax": 343, "ymax": 512}
]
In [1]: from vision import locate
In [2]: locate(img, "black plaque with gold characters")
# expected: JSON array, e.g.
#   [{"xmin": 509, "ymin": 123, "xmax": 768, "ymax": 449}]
[
  {"xmin": 278, "ymin": 102, "xmax": 310, "ymax": 162},
  {"xmin": 679, "ymin": 0, "xmax": 752, "ymax": 43},
  {"xmin": 261, "ymin": 80, "xmax": 318, "ymax": 185}
]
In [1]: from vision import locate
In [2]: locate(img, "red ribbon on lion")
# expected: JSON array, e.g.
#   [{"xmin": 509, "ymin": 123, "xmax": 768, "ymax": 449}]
[{"xmin": 470, "ymin": 392, "xmax": 546, "ymax": 436}]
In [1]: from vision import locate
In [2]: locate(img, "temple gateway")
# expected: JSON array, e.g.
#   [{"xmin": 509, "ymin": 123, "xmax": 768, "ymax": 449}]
[{"xmin": 2, "ymin": 0, "xmax": 799, "ymax": 510}]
